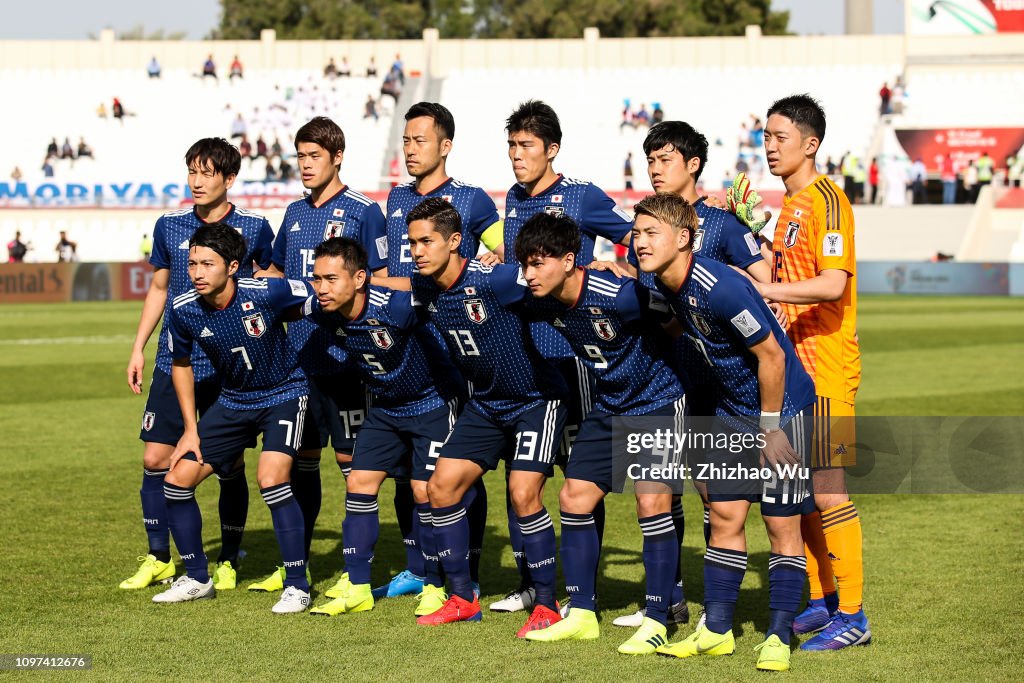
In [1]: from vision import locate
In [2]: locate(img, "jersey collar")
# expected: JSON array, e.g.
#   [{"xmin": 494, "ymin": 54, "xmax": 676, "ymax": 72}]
[
  {"xmin": 194, "ymin": 203, "xmax": 235, "ymax": 225},
  {"xmin": 444, "ymin": 257, "xmax": 470, "ymax": 291},
  {"xmin": 521, "ymin": 173, "xmax": 562, "ymax": 198},
  {"xmin": 568, "ymin": 267, "xmax": 587, "ymax": 309},
  {"xmin": 309, "ymin": 184, "xmax": 347, "ymax": 209},
  {"xmin": 415, "ymin": 176, "xmax": 452, "ymax": 197}
]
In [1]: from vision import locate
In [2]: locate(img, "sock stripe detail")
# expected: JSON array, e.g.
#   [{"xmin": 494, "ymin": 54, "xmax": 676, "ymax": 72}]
[
  {"xmin": 417, "ymin": 510, "xmax": 433, "ymax": 525},
  {"xmin": 671, "ymin": 500, "xmax": 685, "ymax": 519},
  {"xmin": 768, "ymin": 554, "xmax": 808, "ymax": 572},
  {"xmin": 705, "ymin": 547, "xmax": 748, "ymax": 572},
  {"xmin": 703, "ymin": 508, "xmax": 710, "ymax": 523},
  {"xmin": 820, "ymin": 502, "xmax": 857, "ymax": 522},
  {"xmin": 821, "ymin": 508, "xmax": 859, "ymax": 530},
  {"xmin": 560, "ymin": 512, "xmax": 595, "ymax": 527},
  {"xmin": 639, "ymin": 514, "xmax": 676, "ymax": 539},
  {"xmin": 346, "ymin": 498, "xmax": 379, "ymax": 513},
  {"xmin": 260, "ymin": 484, "xmax": 294, "ymax": 507},
  {"xmin": 431, "ymin": 507, "xmax": 467, "ymax": 527},
  {"xmin": 295, "ymin": 459, "xmax": 321, "ymax": 472},
  {"xmin": 163, "ymin": 484, "xmax": 195, "ymax": 500},
  {"xmin": 518, "ymin": 511, "xmax": 554, "ymax": 535},
  {"xmin": 145, "ymin": 468, "xmax": 170, "ymax": 476}
]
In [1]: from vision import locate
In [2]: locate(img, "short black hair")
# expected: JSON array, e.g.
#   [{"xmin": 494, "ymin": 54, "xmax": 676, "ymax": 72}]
[
  {"xmin": 405, "ymin": 102, "xmax": 455, "ymax": 141},
  {"xmin": 185, "ymin": 138, "xmax": 241, "ymax": 178},
  {"xmin": 313, "ymin": 237, "xmax": 368, "ymax": 275},
  {"xmin": 514, "ymin": 213, "xmax": 581, "ymax": 267},
  {"xmin": 506, "ymin": 100, "xmax": 562, "ymax": 148},
  {"xmin": 406, "ymin": 197, "xmax": 461, "ymax": 239},
  {"xmin": 189, "ymin": 223, "xmax": 246, "ymax": 266},
  {"xmin": 643, "ymin": 121, "xmax": 709, "ymax": 181},
  {"xmin": 295, "ymin": 116, "xmax": 346, "ymax": 155},
  {"xmin": 767, "ymin": 94, "xmax": 826, "ymax": 142}
]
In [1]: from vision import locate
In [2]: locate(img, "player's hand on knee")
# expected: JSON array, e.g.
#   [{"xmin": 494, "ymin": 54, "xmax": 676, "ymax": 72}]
[
  {"xmin": 127, "ymin": 350, "xmax": 146, "ymax": 394},
  {"xmin": 760, "ymin": 430, "xmax": 799, "ymax": 468},
  {"xmin": 171, "ymin": 431, "xmax": 203, "ymax": 470}
]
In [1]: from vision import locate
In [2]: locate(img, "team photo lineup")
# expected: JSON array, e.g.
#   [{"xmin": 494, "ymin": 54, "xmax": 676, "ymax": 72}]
[{"xmin": 119, "ymin": 90, "xmax": 867, "ymax": 674}]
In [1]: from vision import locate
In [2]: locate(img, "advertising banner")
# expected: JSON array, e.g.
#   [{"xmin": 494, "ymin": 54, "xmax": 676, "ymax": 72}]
[
  {"xmin": 0, "ymin": 262, "xmax": 152, "ymax": 303},
  {"xmin": 910, "ymin": 0, "xmax": 1024, "ymax": 34},
  {"xmin": 858, "ymin": 261, "xmax": 1011, "ymax": 295},
  {"xmin": 894, "ymin": 128, "xmax": 1024, "ymax": 168}
]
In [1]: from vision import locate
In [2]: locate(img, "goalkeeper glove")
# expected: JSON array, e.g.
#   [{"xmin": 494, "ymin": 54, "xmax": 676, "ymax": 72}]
[{"xmin": 727, "ymin": 172, "xmax": 769, "ymax": 234}]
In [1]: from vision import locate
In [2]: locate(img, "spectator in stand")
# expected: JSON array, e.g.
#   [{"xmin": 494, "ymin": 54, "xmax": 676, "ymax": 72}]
[
  {"xmin": 271, "ymin": 137, "xmax": 283, "ymax": 158},
  {"xmin": 11, "ymin": 166, "xmax": 22, "ymax": 182},
  {"xmin": 56, "ymin": 230, "xmax": 77, "ymax": 262},
  {"xmin": 392, "ymin": 53, "xmax": 405, "ymax": 85},
  {"xmin": 256, "ymin": 135, "xmax": 268, "ymax": 158},
  {"xmin": 891, "ymin": 77, "xmax": 905, "ymax": 115},
  {"xmin": 7, "ymin": 231, "xmax": 28, "ymax": 262},
  {"xmin": 749, "ymin": 117, "xmax": 764, "ymax": 147},
  {"xmin": 112, "ymin": 97, "xmax": 125, "ymax": 124},
  {"xmin": 139, "ymin": 233, "xmax": 152, "ymax": 260},
  {"xmin": 853, "ymin": 158, "xmax": 866, "ymax": 204},
  {"xmin": 620, "ymin": 100, "xmax": 634, "ymax": 131},
  {"xmin": 364, "ymin": 95, "xmax": 379, "ymax": 121},
  {"xmin": 841, "ymin": 152, "xmax": 857, "ymax": 202},
  {"xmin": 633, "ymin": 103, "xmax": 651, "ymax": 128},
  {"xmin": 825, "ymin": 155, "xmax": 837, "ymax": 176},
  {"xmin": 735, "ymin": 155, "xmax": 749, "ymax": 176},
  {"xmin": 265, "ymin": 156, "xmax": 279, "ymax": 182},
  {"xmin": 229, "ymin": 55, "xmax": 244, "ymax": 81},
  {"xmin": 367, "ymin": 56, "xmax": 378, "ymax": 77},
  {"xmin": 380, "ymin": 71, "xmax": 401, "ymax": 105},
  {"xmin": 61, "ymin": 137, "xmax": 75, "ymax": 160},
  {"xmin": 324, "ymin": 57, "xmax": 338, "ymax": 79},
  {"xmin": 869, "ymin": 157, "xmax": 880, "ymax": 205},
  {"xmin": 879, "ymin": 82, "xmax": 891, "ymax": 117},
  {"xmin": 201, "ymin": 54, "xmax": 217, "ymax": 81},
  {"xmin": 77, "ymin": 137, "xmax": 93, "ymax": 158},
  {"xmin": 230, "ymin": 113, "xmax": 247, "ymax": 139},
  {"xmin": 910, "ymin": 157, "xmax": 928, "ymax": 204},
  {"xmin": 147, "ymin": 55, "xmax": 161, "ymax": 79},
  {"xmin": 97, "ymin": 102, "xmax": 108, "ymax": 119},
  {"xmin": 47, "ymin": 138, "xmax": 59, "ymax": 157},
  {"xmin": 1008, "ymin": 155, "xmax": 1022, "ymax": 188},
  {"xmin": 651, "ymin": 103, "xmax": 664, "ymax": 124},
  {"xmin": 976, "ymin": 152, "xmax": 993, "ymax": 190},
  {"xmin": 41, "ymin": 156, "xmax": 54, "ymax": 177},
  {"xmin": 737, "ymin": 121, "xmax": 749, "ymax": 151},
  {"xmin": 278, "ymin": 156, "xmax": 294, "ymax": 181},
  {"xmin": 963, "ymin": 161, "xmax": 979, "ymax": 203},
  {"xmin": 340, "ymin": 56, "xmax": 351, "ymax": 77},
  {"xmin": 941, "ymin": 154, "xmax": 957, "ymax": 204},
  {"xmin": 623, "ymin": 151, "xmax": 634, "ymax": 190},
  {"xmin": 239, "ymin": 135, "xmax": 253, "ymax": 159}
]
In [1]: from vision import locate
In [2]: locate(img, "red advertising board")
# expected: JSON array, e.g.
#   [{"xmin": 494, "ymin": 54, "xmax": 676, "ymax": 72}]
[
  {"xmin": 895, "ymin": 128, "xmax": 1024, "ymax": 167},
  {"xmin": 981, "ymin": 0, "xmax": 1024, "ymax": 31}
]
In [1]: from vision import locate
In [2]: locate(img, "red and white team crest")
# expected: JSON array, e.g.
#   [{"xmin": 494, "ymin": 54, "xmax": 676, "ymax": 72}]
[
  {"xmin": 370, "ymin": 328, "xmax": 394, "ymax": 350},
  {"xmin": 142, "ymin": 411, "xmax": 156, "ymax": 431},
  {"xmin": 592, "ymin": 318, "xmax": 616, "ymax": 341},
  {"xmin": 464, "ymin": 298, "xmax": 488, "ymax": 324},
  {"xmin": 243, "ymin": 313, "xmax": 266, "ymax": 337},
  {"xmin": 784, "ymin": 221, "xmax": 801, "ymax": 249},
  {"xmin": 324, "ymin": 220, "xmax": 346, "ymax": 240}
]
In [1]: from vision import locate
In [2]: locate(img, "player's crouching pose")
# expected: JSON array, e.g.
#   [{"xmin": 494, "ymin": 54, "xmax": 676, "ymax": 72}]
[
  {"xmin": 301, "ymin": 237, "xmax": 464, "ymax": 618},
  {"xmin": 405, "ymin": 198, "xmax": 568, "ymax": 633},
  {"xmin": 154, "ymin": 224, "xmax": 313, "ymax": 614},
  {"xmin": 509, "ymin": 213, "xmax": 687, "ymax": 654},
  {"xmin": 633, "ymin": 193, "xmax": 815, "ymax": 672}
]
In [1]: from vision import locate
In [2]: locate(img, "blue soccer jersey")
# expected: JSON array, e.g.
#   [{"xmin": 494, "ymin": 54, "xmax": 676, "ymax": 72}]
[
  {"xmin": 150, "ymin": 205, "xmax": 274, "ymax": 380},
  {"xmin": 504, "ymin": 175, "xmax": 631, "ymax": 266},
  {"xmin": 272, "ymin": 186, "xmax": 387, "ymax": 377},
  {"xmin": 385, "ymin": 178, "xmax": 500, "ymax": 275},
  {"xmin": 655, "ymin": 256, "xmax": 814, "ymax": 419},
  {"xmin": 305, "ymin": 285, "xmax": 463, "ymax": 418},
  {"xmin": 411, "ymin": 260, "xmax": 566, "ymax": 421},
  {"xmin": 526, "ymin": 270, "xmax": 682, "ymax": 415},
  {"xmin": 169, "ymin": 277, "xmax": 312, "ymax": 410}
]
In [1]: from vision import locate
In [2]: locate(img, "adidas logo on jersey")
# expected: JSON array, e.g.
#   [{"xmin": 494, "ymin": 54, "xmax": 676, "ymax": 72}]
[
  {"xmin": 200, "ymin": 327, "xmax": 215, "ymax": 338},
  {"xmin": 834, "ymin": 444, "xmax": 848, "ymax": 455},
  {"xmin": 553, "ymin": 318, "xmax": 566, "ymax": 328},
  {"xmin": 178, "ymin": 239, "xmax": 189, "ymax": 250},
  {"xmin": 392, "ymin": 208, "xmax": 403, "ymax": 217},
  {"xmin": 507, "ymin": 208, "xmax": 517, "ymax": 218},
  {"xmin": 289, "ymin": 222, "xmax": 301, "ymax": 232},
  {"xmin": 427, "ymin": 303, "xmax": 437, "ymax": 312}
]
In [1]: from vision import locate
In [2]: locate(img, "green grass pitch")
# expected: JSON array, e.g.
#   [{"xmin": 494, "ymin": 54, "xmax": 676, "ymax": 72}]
[{"xmin": 0, "ymin": 295, "xmax": 1021, "ymax": 681}]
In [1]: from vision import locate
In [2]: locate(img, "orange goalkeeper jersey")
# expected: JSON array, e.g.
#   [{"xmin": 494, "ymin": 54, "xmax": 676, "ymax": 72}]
[{"xmin": 771, "ymin": 175, "xmax": 861, "ymax": 403}]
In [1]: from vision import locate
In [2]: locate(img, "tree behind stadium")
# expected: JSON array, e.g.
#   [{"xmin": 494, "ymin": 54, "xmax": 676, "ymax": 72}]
[{"xmin": 214, "ymin": 0, "xmax": 789, "ymax": 40}]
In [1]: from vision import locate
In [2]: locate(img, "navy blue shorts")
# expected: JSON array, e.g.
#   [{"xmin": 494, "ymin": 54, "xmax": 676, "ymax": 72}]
[
  {"xmin": 554, "ymin": 357, "xmax": 594, "ymax": 467},
  {"xmin": 180, "ymin": 396, "xmax": 309, "ymax": 476},
  {"xmin": 440, "ymin": 399, "xmax": 566, "ymax": 475},
  {"xmin": 351, "ymin": 400, "xmax": 460, "ymax": 481},
  {"xmin": 299, "ymin": 371, "xmax": 368, "ymax": 454},
  {"xmin": 569, "ymin": 399, "xmax": 688, "ymax": 493},
  {"xmin": 139, "ymin": 368, "xmax": 221, "ymax": 446},
  {"xmin": 704, "ymin": 410, "xmax": 815, "ymax": 517}
]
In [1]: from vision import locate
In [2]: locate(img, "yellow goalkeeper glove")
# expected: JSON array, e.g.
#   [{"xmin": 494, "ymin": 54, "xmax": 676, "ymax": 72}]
[{"xmin": 726, "ymin": 172, "xmax": 769, "ymax": 234}]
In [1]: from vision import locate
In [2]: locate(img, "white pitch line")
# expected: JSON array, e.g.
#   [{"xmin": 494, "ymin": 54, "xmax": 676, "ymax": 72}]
[{"xmin": 0, "ymin": 335, "xmax": 135, "ymax": 346}]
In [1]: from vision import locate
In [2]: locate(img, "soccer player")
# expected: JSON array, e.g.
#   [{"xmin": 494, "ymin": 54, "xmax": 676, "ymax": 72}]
[
  {"xmin": 752, "ymin": 94, "xmax": 869, "ymax": 650},
  {"xmin": 124, "ymin": 138, "xmax": 274, "ymax": 591},
  {"xmin": 251, "ymin": 116, "xmax": 388, "ymax": 594},
  {"xmin": 612, "ymin": 121, "xmax": 776, "ymax": 629},
  {"xmin": 154, "ymin": 224, "xmax": 313, "ymax": 614},
  {"xmin": 633, "ymin": 193, "xmax": 815, "ymax": 672},
  {"xmin": 489, "ymin": 100, "xmax": 634, "ymax": 614},
  {"xmin": 404, "ymin": 197, "xmax": 567, "ymax": 635},
  {"xmin": 377, "ymin": 101, "xmax": 499, "ymax": 599},
  {"xmin": 299, "ymin": 237, "xmax": 463, "ymax": 618},
  {"xmin": 509, "ymin": 213, "xmax": 687, "ymax": 654}
]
